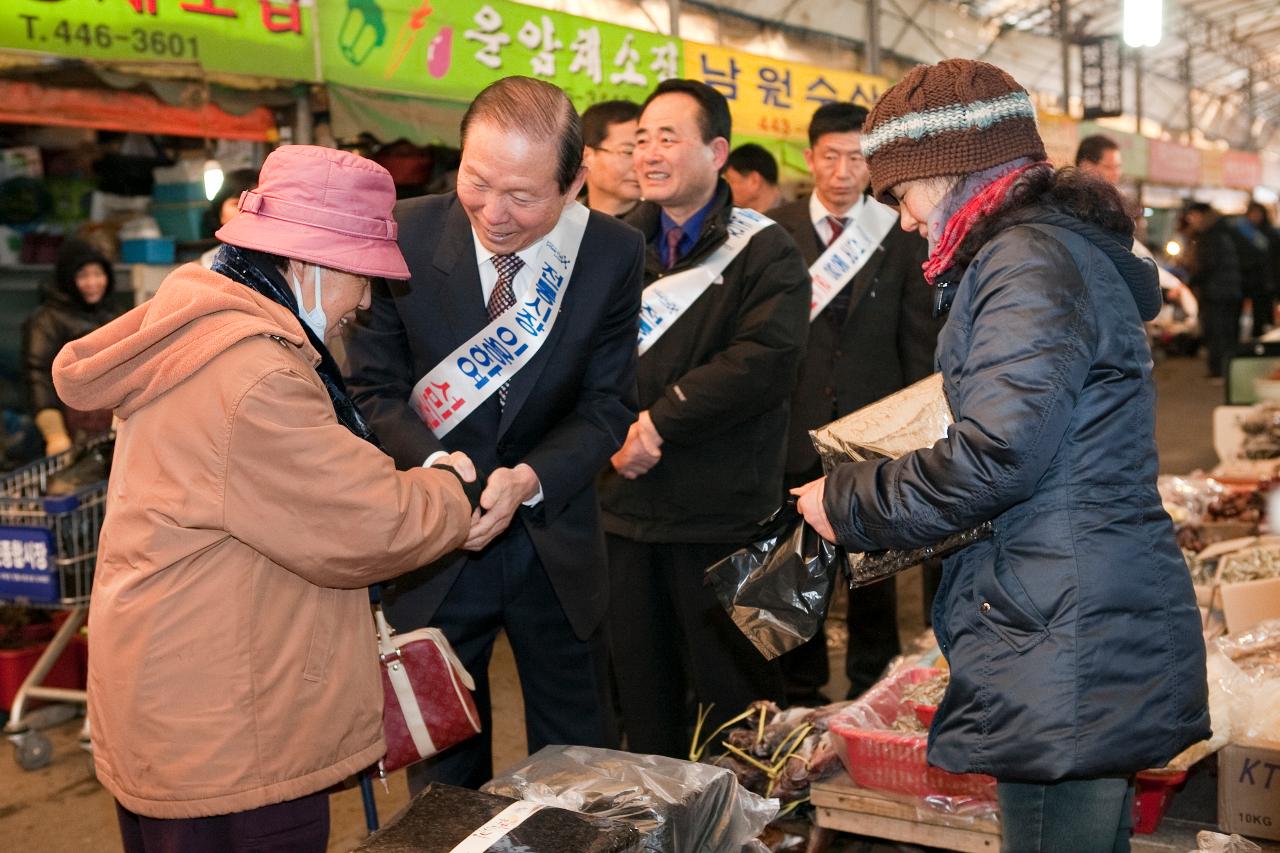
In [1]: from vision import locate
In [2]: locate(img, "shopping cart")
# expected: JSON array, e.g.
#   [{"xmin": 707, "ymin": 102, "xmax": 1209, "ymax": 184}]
[{"xmin": 0, "ymin": 435, "xmax": 109, "ymax": 770}]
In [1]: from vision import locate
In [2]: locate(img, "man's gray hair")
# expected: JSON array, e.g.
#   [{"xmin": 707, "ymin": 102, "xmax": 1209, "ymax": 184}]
[{"xmin": 461, "ymin": 76, "xmax": 583, "ymax": 194}]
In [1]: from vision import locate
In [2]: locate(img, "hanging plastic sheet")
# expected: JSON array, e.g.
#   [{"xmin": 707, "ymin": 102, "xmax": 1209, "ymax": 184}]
[{"xmin": 704, "ymin": 503, "xmax": 840, "ymax": 660}]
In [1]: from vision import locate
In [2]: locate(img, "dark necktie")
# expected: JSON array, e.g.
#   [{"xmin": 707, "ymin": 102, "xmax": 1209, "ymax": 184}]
[
  {"xmin": 487, "ymin": 253, "xmax": 524, "ymax": 406},
  {"xmin": 825, "ymin": 215, "xmax": 853, "ymax": 319},
  {"xmin": 665, "ymin": 227, "xmax": 683, "ymax": 270}
]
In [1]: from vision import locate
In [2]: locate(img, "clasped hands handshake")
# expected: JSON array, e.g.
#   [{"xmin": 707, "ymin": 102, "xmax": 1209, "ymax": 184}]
[{"xmin": 432, "ymin": 452, "xmax": 541, "ymax": 552}]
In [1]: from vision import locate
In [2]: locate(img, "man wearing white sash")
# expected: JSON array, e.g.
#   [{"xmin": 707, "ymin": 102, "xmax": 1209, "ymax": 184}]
[
  {"xmin": 344, "ymin": 77, "xmax": 644, "ymax": 790},
  {"xmin": 771, "ymin": 102, "xmax": 941, "ymax": 702},
  {"xmin": 598, "ymin": 79, "xmax": 811, "ymax": 759}
]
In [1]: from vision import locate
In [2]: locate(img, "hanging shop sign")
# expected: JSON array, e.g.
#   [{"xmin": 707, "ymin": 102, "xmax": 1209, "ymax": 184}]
[
  {"xmin": 319, "ymin": 0, "xmax": 680, "ymax": 111},
  {"xmin": 0, "ymin": 0, "xmax": 318, "ymax": 81},
  {"xmin": 1222, "ymin": 151, "xmax": 1263, "ymax": 191},
  {"xmin": 1147, "ymin": 138, "xmax": 1203, "ymax": 186},
  {"xmin": 683, "ymin": 42, "xmax": 890, "ymax": 144},
  {"xmin": 1080, "ymin": 35, "xmax": 1123, "ymax": 120}
]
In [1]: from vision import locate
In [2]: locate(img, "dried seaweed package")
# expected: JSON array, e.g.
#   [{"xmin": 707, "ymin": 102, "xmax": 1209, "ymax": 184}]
[
  {"xmin": 355, "ymin": 783, "xmax": 643, "ymax": 852},
  {"xmin": 483, "ymin": 745, "xmax": 778, "ymax": 853},
  {"xmin": 809, "ymin": 373, "xmax": 992, "ymax": 587},
  {"xmin": 704, "ymin": 504, "xmax": 841, "ymax": 660}
]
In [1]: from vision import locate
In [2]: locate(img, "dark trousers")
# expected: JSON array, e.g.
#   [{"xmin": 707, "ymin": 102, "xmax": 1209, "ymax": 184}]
[
  {"xmin": 844, "ymin": 574, "xmax": 901, "ymax": 697},
  {"xmin": 606, "ymin": 535, "xmax": 785, "ymax": 758},
  {"xmin": 402, "ymin": 524, "xmax": 615, "ymax": 792},
  {"xmin": 116, "ymin": 793, "xmax": 328, "ymax": 853},
  {"xmin": 1250, "ymin": 294, "xmax": 1274, "ymax": 337},
  {"xmin": 997, "ymin": 778, "xmax": 1135, "ymax": 853},
  {"xmin": 1201, "ymin": 297, "xmax": 1242, "ymax": 378}
]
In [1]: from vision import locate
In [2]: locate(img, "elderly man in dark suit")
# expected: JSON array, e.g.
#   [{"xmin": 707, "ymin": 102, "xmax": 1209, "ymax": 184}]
[
  {"xmin": 771, "ymin": 102, "xmax": 941, "ymax": 701},
  {"xmin": 344, "ymin": 76, "xmax": 644, "ymax": 790}
]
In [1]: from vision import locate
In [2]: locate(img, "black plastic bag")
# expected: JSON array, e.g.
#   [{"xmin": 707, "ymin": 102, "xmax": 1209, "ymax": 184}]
[{"xmin": 704, "ymin": 504, "xmax": 840, "ymax": 661}]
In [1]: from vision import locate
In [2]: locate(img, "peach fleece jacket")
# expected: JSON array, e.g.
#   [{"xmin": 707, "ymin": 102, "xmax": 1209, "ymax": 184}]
[{"xmin": 53, "ymin": 264, "xmax": 471, "ymax": 818}]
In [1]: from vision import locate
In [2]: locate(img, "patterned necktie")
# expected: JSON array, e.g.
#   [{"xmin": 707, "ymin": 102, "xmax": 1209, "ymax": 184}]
[
  {"xmin": 488, "ymin": 253, "xmax": 524, "ymax": 406},
  {"xmin": 665, "ymin": 227, "xmax": 683, "ymax": 270},
  {"xmin": 825, "ymin": 215, "xmax": 853, "ymax": 320}
]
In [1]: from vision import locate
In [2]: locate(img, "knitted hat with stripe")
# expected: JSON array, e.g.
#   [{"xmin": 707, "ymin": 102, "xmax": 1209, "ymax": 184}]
[{"xmin": 862, "ymin": 59, "xmax": 1047, "ymax": 205}]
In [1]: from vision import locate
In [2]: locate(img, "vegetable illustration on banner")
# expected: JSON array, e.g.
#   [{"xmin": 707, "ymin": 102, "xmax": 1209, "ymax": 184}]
[{"xmin": 320, "ymin": 0, "xmax": 682, "ymax": 110}]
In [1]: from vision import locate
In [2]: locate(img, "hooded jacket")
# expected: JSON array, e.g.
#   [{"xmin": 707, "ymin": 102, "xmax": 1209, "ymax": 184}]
[
  {"xmin": 52, "ymin": 264, "xmax": 472, "ymax": 818},
  {"xmin": 824, "ymin": 204, "xmax": 1210, "ymax": 781},
  {"xmin": 22, "ymin": 240, "xmax": 120, "ymax": 415}
]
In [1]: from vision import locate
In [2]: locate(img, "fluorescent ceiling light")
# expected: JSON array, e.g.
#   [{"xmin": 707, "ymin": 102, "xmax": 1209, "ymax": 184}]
[{"xmin": 1124, "ymin": 0, "xmax": 1162, "ymax": 47}]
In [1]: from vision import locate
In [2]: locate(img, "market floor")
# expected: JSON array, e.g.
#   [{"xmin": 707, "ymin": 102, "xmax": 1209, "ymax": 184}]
[{"xmin": 0, "ymin": 352, "xmax": 1225, "ymax": 852}]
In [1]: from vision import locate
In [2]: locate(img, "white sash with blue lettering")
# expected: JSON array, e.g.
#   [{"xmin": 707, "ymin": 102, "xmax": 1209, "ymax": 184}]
[
  {"xmin": 636, "ymin": 207, "xmax": 773, "ymax": 356},
  {"xmin": 410, "ymin": 202, "xmax": 589, "ymax": 438},
  {"xmin": 808, "ymin": 197, "xmax": 899, "ymax": 321}
]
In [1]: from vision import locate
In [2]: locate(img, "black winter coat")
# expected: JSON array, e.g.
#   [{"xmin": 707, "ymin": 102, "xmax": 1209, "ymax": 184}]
[
  {"xmin": 23, "ymin": 244, "xmax": 119, "ymax": 415},
  {"xmin": 1189, "ymin": 218, "xmax": 1243, "ymax": 302},
  {"xmin": 824, "ymin": 206, "xmax": 1210, "ymax": 781},
  {"xmin": 599, "ymin": 182, "xmax": 811, "ymax": 543}
]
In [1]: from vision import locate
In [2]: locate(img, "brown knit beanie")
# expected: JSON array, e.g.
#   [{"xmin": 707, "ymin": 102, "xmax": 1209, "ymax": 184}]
[{"xmin": 862, "ymin": 59, "xmax": 1047, "ymax": 204}]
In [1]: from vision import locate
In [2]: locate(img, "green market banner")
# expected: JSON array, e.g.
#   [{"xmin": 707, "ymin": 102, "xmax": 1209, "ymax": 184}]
[
  {"xmin": 0, "ymin": 0, "xmax": 317, "ymax": 81},
  {"xmin": 319, "ymin": 0, "xmax": 681, "ymax": 110}
]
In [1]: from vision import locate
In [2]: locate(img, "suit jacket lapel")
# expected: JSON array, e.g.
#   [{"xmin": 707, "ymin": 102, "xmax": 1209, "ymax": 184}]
[
  {"xmin": 840, "ymin": 236, "xmax": 892, "ymax": 324},
  {"xmin": 430, "ymin": 200, "xmax": 489, "ymax": 351}
]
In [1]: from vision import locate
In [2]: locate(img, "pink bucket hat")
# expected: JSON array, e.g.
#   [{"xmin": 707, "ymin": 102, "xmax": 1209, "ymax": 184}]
[{"xmin": 215, "ymin": 145, "xmax": 409, "ymax": 279}]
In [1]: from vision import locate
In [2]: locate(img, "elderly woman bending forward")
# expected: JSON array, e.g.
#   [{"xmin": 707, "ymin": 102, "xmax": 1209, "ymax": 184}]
[{"xmin": 53, "ymin": 146, "xmax": 479, "ymax": 853}]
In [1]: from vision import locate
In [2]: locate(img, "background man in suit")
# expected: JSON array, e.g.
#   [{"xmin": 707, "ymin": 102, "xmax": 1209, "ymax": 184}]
[
  {"xmin": 724, "ymin": 142, "xmax": 784, "ymax": 213},
  {"xmin": 600, "ymin": 79, "xmax": 810, "ymax": 757},
  {"xmin": 771, "ymin": 102, "xmax": 941, "ymax": 701},
  {"xmin": 344, "ymin": 76, "xmax": 644, "ymax": 790},
  {"xmin": 582, "ymin": 100, "xmax": 642, "ymax": 218}
]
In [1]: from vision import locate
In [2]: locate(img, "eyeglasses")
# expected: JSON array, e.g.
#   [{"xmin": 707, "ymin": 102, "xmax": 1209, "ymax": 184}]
[{"xmin": 590, "ymin": 145, "xmax": 636, "ymax": 158}]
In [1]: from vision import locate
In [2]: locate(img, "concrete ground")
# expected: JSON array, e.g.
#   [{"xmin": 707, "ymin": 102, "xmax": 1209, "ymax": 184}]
[{"xmin": 0, "ymin": 353, "xmax": 1230, "ymax": 851}]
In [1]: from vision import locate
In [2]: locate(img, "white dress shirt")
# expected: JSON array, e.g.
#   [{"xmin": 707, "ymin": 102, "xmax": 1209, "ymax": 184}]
[{"xmin": 809, "ymin": 191, "xmax": 865, "ymax": 248}]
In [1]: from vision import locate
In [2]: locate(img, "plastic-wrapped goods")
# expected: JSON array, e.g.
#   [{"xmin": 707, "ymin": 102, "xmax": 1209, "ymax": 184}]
[
  {"xmin": 1212, "ymin": 617, "xmax": 1280, "ymax": 744},
  {"xmin": 481, "ymin": 745, "xmax": 778, "ymax": 853},
  {"xmin": 704, "ymin": 504, "xmax": 840, "ymax": 660},
  {"xmin": 354, "ymin": 783, "xmax": 642, "ymax": 852},
  {"xmin": 808, "ymin": 373, "xmax": 992, "ymax": 587},
  {"xmin": 1193, "ymin": 830, "xmax": 1262, "ymax": 853}
]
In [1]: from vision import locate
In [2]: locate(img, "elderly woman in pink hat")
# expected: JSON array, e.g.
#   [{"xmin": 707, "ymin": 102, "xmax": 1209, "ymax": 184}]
[{"xmin": 53, "ymin": 146, "xmax": 479, "ymax": 852}]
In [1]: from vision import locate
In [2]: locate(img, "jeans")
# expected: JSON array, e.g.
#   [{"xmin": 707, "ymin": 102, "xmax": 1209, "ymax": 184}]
[{"xmin": 997, "ymin": 777, "xmax": 1134, "ymax": 853}]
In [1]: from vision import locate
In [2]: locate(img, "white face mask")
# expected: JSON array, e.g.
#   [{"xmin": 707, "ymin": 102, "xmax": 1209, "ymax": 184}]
[{"xmin": 290, "ymin": 264, "xmax": 328, "ymax": 340}]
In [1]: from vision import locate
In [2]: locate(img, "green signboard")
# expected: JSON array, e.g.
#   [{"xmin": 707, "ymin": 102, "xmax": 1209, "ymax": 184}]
[
  {"xmin": 320, "ymin": 0, "xmax": 681, "ymax": 110},
  {"xmin": 0, "ymin": 0, "xmax": 317, "ymax": 81}
]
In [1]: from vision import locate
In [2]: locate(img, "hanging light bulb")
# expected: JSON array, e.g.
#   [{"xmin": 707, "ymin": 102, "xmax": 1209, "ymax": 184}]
[
  {"xmin": 1124, "ymin": 0, "xmax": 1163, "ymax": 47},
  {"xmin": 203, "ymin": 158, "xmax": 224, "ymax": 201}
]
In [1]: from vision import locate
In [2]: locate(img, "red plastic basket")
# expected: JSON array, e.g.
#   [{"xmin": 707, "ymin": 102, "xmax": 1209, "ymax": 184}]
[
  {"xmin": 1132, "ymin": 768, "xmax": 1187, "ymax": 834},
  {"xmin": 829, "ymin": 668, "xmax": 997, "ymax": 802}
]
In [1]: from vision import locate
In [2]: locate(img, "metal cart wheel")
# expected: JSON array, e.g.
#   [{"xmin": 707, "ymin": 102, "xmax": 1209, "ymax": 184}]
[{"xmin": 13, "ymin": 730, "xmax": 53, "ymax": 770}]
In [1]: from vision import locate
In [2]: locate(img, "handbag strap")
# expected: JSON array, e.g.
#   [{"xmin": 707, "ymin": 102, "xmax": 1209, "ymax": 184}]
[{"xmin": 374, "ymin": 604, "xmax": 438, "ymax": 759}]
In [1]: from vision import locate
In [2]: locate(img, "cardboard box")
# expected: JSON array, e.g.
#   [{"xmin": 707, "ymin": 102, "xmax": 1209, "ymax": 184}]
[
  {"xmin": 1219, "ymin": 576, "xmax": 1280, "ymax": 635},
  {"xmin": 1218, "ymin": 739, "xmax": 1280, "ymax": 841}
]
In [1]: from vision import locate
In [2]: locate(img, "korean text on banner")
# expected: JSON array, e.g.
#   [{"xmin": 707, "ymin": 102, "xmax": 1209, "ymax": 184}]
[
  {"xmin": 0, "ymin": 0, "xmax": 318, "ymax": 81},
  {"xmin": 684, "ymin": 42, "xmax": 890, "ymax": 143},
  {"xmin": 321, "ymin": 0, "xmax": 681, "ymax": 111}
]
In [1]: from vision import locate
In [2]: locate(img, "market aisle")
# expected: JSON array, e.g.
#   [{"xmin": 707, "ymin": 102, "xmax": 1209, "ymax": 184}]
[{"xmin": 0, "ymin": 352, "xmax": 1223, "ymax": 851}]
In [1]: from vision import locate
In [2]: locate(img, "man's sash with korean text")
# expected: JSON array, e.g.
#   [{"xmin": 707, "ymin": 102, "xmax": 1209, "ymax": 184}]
[
  {"xmin": 409, "ymin": 202, "xmax": 589, "ymax": 438},
  {"xmin": 636, "ymin": 207, "xmax": 773, "ymax": 356},
  {"xmin": 808, "ymin": 197, "xmax": 899, "ymax": 321}
]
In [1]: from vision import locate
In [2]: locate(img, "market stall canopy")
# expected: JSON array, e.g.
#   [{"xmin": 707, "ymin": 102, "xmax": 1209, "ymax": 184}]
[{"xmin": 0, "ymin": 78, "xmax": 276, "ymax": 141}]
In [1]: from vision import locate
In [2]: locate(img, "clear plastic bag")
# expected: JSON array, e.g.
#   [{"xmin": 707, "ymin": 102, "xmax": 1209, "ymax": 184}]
[
  {"xmin": 704, "ymin": 505, "xmax": 840, "ymax": 660},
  {"xmin": 1193, "ymin": 830, "xmax": 1262, "ymax": 853},
  {"xmin": 482, "ymin": 745, "xmax": 778, "ymax": 853},
  {"xmin": 809, "ymin": 373, "xmax": 992, "ymax": 587},
  {"xmin": 1211, "ymin": 617, "xmax": 1280, "ymax": 743}
]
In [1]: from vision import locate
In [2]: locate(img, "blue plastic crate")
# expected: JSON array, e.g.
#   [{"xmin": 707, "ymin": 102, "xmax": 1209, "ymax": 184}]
[
  {"xmin": 121, "ymin": 238, "xmax": 175, "ymax": 264},
  {"xmin": 151, "ymin": 201, "xmax": 205, "ymax": 242},
  {"xmin": 152, "ymin": 181, "xmax": 206, "ymax": 204}
]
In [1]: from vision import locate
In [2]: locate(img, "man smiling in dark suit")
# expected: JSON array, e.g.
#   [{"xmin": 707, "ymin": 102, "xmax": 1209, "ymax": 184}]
[
  {"xmin": 771, "ymin": 102, "xmax": 941, "ymax": 701},
  {"xmin": 344, "ymin": 76, "xmax": 643, "ymax": 790}
]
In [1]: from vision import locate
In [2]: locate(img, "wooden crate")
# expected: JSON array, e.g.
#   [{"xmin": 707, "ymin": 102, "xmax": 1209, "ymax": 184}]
[{"xmin": 810, "ymin": 777, "xmax": 1000, "ymax": 852}]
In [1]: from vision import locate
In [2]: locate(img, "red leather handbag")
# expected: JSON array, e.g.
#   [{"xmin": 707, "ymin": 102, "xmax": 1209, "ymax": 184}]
[{"xmin": 374, "ymin": 605, "xmax": 481, "ymax": 773}]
